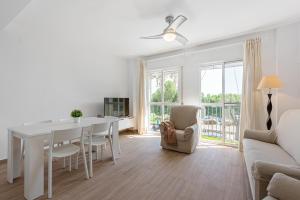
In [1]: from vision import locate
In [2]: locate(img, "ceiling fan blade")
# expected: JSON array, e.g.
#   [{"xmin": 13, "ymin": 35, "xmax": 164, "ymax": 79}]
[
  {"xmin": 141, "ymin": 34, "xmax": 163, "ymax": 39},
  {"xmin": 174, "ymin": 32, "xmax": 188, "ymax": 45},
  {"xmin": 166, "ymin": 15, "xmax": 187, "ymax": 31}
]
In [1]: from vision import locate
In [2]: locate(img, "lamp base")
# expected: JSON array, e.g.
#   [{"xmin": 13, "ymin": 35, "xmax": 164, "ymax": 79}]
[{"xmin": 266, "ymin": 93, "xmax": 272, "ymax": 130}]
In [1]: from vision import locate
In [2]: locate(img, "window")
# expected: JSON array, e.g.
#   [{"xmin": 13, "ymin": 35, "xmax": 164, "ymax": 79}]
[{"xmin": 147, "ymin": 68, "xmax": 182, "ymax": 131}]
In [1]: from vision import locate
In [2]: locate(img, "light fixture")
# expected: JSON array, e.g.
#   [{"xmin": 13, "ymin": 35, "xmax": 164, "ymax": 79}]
[
  {"xmin": 257, "ymin": 75, "xmax": 283, "ymax": 90},
  {"xmin": 257, "ymin": 75, "xmax": 283, "ymax": 130},
  {"xmin": 163, "ymin": 29, "xmax": 176, "ymax": 42}
]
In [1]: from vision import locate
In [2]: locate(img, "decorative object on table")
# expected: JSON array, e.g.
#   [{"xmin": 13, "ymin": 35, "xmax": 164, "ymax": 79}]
[
  {"xmin": 71, "ymin": 109, "xmax": 83, "ymax": 123},
  {"xmin": 257, "ymin": 75, "xmax": 283, "ymax": 130}
]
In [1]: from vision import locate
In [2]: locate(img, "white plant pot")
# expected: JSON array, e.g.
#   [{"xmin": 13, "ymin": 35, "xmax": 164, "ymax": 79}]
[{"xmin": 74, "ymin": 117, "xmax": 81, "ymax": 123}]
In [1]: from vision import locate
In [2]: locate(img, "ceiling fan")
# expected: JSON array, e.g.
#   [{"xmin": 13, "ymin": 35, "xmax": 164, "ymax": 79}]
[{"xmin": 141, "ymin": 15, "xmax": 188, "ymax": 45}]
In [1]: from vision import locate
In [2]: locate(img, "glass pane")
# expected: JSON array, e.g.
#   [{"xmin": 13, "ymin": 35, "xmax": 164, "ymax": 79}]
[
  {"xmin": 224, "ymin": 62, "xmax": 243, "ymax": 146},
  {"xmin": 163, "ymin": 71, "xmax": 179, "ymax": 103},
  {"xmin": 149, "ymin": 105, "xmax": 162, "ymax": 131},
  {"xmin": 150, "ymin": 72, "xmax": 162, "ymax": 103},
  {"xmin": 164, "ymin": 105, "xmax": 171, "ymax": 121},
  {"xmin": 200, "ymin": 65, "xmax": 223, "ymax": 143}
]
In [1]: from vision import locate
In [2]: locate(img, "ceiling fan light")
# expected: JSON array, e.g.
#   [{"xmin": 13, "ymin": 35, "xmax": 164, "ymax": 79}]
[{"xmin": 163, "ymin": 32, "xmax": 176, "ymax": 42}]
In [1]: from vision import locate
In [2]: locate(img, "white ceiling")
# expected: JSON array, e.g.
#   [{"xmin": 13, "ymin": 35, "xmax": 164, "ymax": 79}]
[
  {"xmin": 0, "ymin": 0, "xmax": 31, "ymax": 30},
  {"xmin": 2, "ymin": 0, "xmax": 300, "ymax": 57}
]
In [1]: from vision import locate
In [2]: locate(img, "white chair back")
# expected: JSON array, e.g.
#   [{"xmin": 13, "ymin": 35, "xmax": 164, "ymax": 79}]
[
  {"xmin": 23, "ymin": 120, "xmax": 52, "ymax": 126},
  {"xmin": 92, "ymin": 123, "xmax": 111, "ymax": 134},
  {"xmin": 49, "ymin": 127, "xmax": 84, "ymax": 148},
  {"xmin": 85, "ymin": 122, "xmax": 111, "ymax": 137}
]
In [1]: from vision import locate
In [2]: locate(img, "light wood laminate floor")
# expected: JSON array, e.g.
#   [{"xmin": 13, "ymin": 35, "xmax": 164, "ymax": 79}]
[{"xmin": 0, "ymin": 132, "xmax": 252, "ymax": 200}]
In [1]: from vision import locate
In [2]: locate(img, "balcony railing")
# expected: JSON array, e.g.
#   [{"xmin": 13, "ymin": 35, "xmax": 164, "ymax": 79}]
[{"xmin": 200, "ymin": 103, "xmax": 241, "ymax": 145}]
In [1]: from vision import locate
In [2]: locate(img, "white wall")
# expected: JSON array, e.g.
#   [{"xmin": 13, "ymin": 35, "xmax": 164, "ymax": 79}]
[
  {"xmin": 0, "ymin": 23, "xmax": 129, "ymax": 160},
  {"xmin": 276, "ymin": 23, "xmax": 300, "ymax": 117},
  {"xmin": 130, "ymin": 22, "xmax": 300, "ymax": 131},
  {"xmin": 146, "ymin": 44, "xmax": 244, "ymax": 106},
  {"xmin": 0, "ymin": 0, "xmax": 31, "ymax": 29}
]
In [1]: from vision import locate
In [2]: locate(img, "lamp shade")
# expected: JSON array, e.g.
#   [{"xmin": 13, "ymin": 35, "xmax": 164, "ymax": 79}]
[{"xmin": 257, "ymin": 75, "xmax": 283, "ymax": 90}]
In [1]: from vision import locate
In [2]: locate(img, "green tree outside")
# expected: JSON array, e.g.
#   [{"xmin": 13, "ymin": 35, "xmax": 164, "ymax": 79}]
[
  {"xmin": 150, "ymin": 80, "xmax": 178, "ymax": 124},
  {"xmin": 201, "ymin": 93, "xmax": 241, "ymax": 119},
  {"xmin": 201, "ymin": 93, "xmax": 241, "ymax": 103}
]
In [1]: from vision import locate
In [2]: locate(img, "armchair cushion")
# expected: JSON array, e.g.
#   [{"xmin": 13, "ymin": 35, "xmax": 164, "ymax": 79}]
[
  {"xmin": 266, "ymin": 173, "xmax": 300, "ymax": 200},
  {"xmin": 170, "ymin": 105, "xmax": 198, "ymax": 130},
  {"xmin": 244, "ymin": 129, "xmax": 276, "ymax": 144},
  {"xmin": 252, "ymin": 161, "xmax": 300, "ymax": 182}
]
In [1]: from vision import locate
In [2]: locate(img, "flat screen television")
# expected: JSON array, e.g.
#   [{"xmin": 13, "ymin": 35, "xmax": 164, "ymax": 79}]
[{"xmin": 104, "ymin": 98, "xmax": 129, "ymax": 117}]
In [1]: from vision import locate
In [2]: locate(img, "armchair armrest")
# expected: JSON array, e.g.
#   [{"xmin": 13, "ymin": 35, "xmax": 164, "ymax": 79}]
[
  {"xmin": 160, "ymin": 121, "xmax": 174, "ymax": 134},
  {"xmin": 267, "ymin": 173, "xmax": 300, "ymax": 200},
  {"xmin": 244, "ymin": 129, "xmax": 276, "ymax": 143},
  {"xmin": 183, "ymin": 123, "xmax": 198, "ymax": 138},
  {"xmin": 252, "ymin": 161, "xmax": 300, "ymax": 182}
]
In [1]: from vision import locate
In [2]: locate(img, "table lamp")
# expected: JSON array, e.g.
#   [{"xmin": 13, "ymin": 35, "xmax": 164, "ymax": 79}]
[{"xmin": 257, "ymin": 75, "xmax": 283, "ymax": 130}]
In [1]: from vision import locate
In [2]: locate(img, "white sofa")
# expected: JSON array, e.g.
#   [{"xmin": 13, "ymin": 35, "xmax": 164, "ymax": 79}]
[{"xmin": 243, "ymin": 109, "xmax": 300, "ymax": 200}]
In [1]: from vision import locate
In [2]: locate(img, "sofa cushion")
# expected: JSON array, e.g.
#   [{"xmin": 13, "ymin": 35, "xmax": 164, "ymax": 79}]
[
  {"xmin": 267, "ymin": 173, "xmax": 300, "ymax": 200},
  {"xmin": 276, "ymin": 109, "xmax": 300, "ymax": 164},
  {"xmin": 244, "ymin": 139, "xmax": 297, "ymax": 168}
]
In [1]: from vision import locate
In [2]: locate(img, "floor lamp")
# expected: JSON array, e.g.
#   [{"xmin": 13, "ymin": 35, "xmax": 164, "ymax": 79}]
[{"xmin": 257, "ymin": 75, "xmax": 283, "ymax": 130}]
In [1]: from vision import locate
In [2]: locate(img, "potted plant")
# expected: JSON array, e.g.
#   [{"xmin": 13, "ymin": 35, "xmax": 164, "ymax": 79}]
[{"xmin": 71, "ymin": 109, "xmax": 83, "ymax": 123}]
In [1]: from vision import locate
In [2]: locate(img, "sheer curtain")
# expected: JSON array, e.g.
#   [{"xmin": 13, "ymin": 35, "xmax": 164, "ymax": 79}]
[
  {"xmin": 137, "ymin": 60, "xmax": 146, "ymax": 134},
  {"xmin": 239, "ymin": 38, "xmax": 265, "ymax": 151}
]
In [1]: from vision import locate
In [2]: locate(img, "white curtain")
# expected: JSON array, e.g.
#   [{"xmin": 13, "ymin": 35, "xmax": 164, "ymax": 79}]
[
  {"xmin": 137, "ymin": 60, "xmax": 146, "ymax": 134},
  {"xmin": 239, "ymin": 38, "xmax": 265, "ymax": 151}
]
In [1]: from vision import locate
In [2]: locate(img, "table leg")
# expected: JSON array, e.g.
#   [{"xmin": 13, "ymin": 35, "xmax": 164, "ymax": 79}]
[
  {"xmin": 7, "ymin": 130, "xmax": 21, "ymax": 183},
  {"xmin": 89, "ymin": 131, "xmax": 93, "ymax": 178},
  {"xmin": 112, "ymin": 121, "xmax": 120, "ymax": 158},
  {"xmin": 24, "ymin": 136, "xmax": 45, "ymax": 200}
]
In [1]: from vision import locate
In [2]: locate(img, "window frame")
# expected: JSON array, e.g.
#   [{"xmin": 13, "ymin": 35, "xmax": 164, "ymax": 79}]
[{"xmin": 147, "ymin": 67, "xmax": 182, "ymax": 130}]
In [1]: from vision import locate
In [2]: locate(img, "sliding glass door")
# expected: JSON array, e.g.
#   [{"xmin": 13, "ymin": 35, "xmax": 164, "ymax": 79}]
[
  {"xmin": 200, "ymin": 61, "xmax": 243, "ymax": 146},
  {"xmin": 148, "ymin": 68, "xmax": 181, "ymax": 131},
  {"xmin": 224, "ymin": 62, "xmax": 243, "ymax": 145}
]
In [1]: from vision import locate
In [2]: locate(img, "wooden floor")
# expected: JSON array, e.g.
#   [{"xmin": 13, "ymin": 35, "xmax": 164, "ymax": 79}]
[{"xmin": 0, "ymin": 132, "xmax": 252, "ymax": 200}]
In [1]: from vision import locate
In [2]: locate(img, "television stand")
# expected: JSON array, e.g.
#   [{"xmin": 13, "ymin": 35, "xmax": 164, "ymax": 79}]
[{"xmin": 97, "ymin": 115, "xmax": 136, "ymax": 131}]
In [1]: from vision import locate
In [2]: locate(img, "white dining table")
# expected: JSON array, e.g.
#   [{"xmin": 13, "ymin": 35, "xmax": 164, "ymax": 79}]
[{"xmin": 7, "ymin": 117, "xmax": 121, "ymax": 200}]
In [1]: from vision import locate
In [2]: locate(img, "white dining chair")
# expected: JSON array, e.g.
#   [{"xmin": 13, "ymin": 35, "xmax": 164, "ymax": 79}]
[
  {"xmin": 48, "ymin": 127, "xmax": 89, "ymax": 198},
  {"xmin": 84, "ymin": 122, "xmax": 115, "ymax": 177},
  {"xmin": 57, "ymin": 118, "xmax": 75, "ymax": 168},
  {"xmin": 21, "ymin": 120, "xmax": 53, "ymax": 158}
]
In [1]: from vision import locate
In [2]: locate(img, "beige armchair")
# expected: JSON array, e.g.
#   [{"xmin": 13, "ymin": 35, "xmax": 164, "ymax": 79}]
[
  {"xmin": 160, "ymin": 105, "xmax": 199, "ymax": 154},
  {"xmin": 263, "ymin": 173, "xmax": 300, "ymax": 200}
]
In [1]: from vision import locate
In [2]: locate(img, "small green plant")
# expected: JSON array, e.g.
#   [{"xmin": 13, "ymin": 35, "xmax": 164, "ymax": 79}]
[{"xmin": 71, "ymin": 109, "xmax": 83, "ymax": 118}]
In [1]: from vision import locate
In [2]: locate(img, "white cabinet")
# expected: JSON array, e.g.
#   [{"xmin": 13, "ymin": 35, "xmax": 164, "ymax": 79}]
[{"xmin": 118, "ymin": 117, "xmax": 136, "ymax": 131}]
